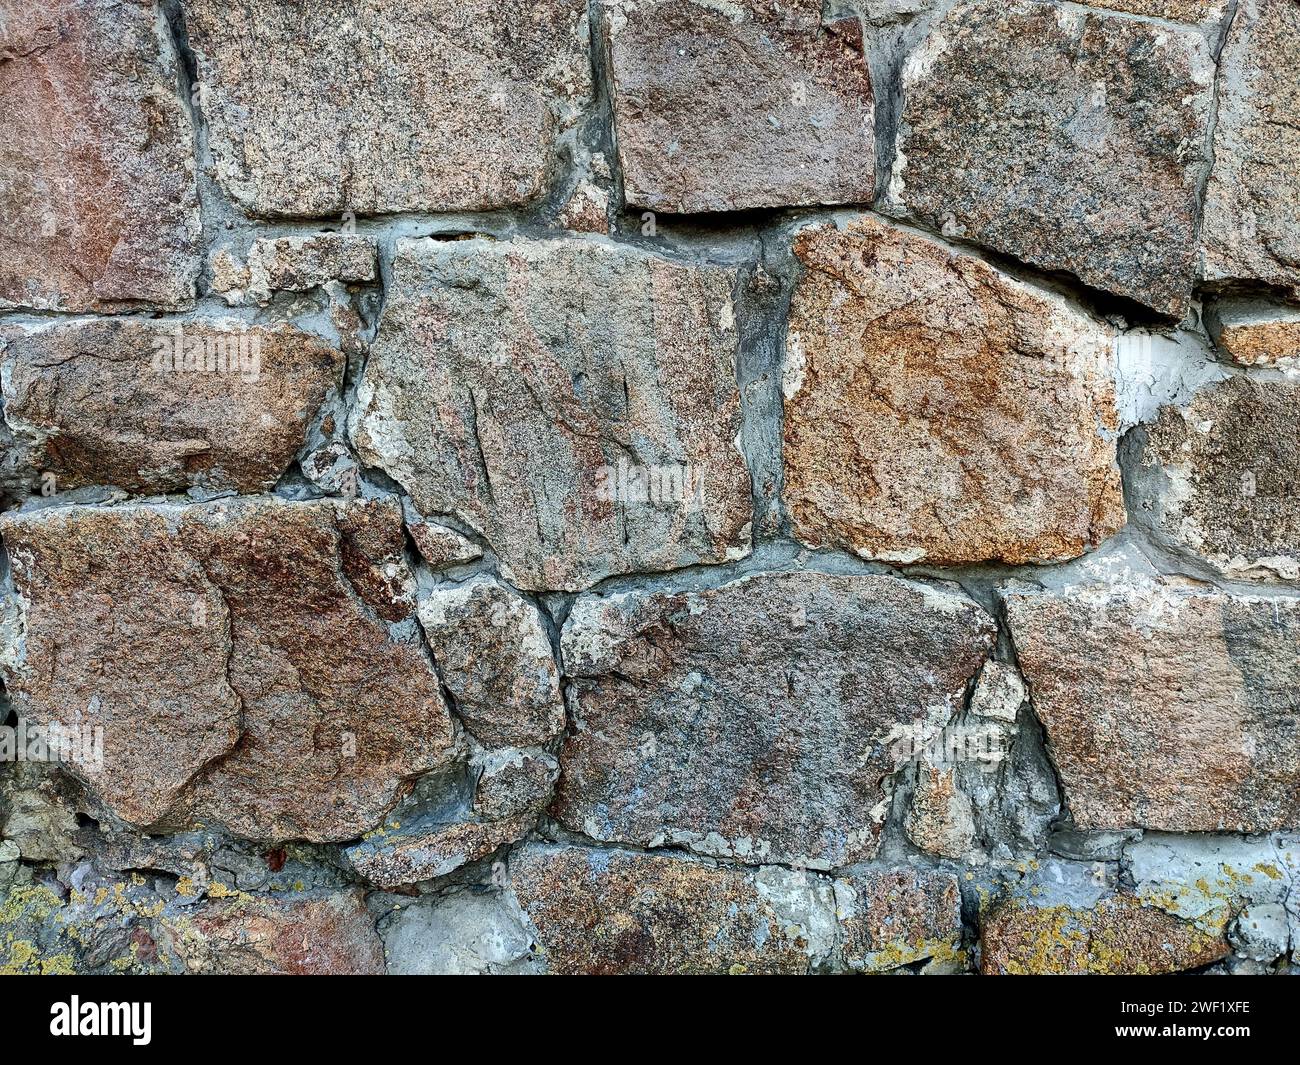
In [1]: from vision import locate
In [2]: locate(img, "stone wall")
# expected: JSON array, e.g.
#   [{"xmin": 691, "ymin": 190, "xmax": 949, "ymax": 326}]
[{"xmin": 0, "ymin": 0, "xmax": 1297, "ymax": 975}]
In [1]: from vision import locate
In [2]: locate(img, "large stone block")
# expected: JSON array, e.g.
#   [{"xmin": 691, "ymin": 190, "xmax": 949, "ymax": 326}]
[
  {"xmin": 555, "ymin": 572, "xmax": 995, "ymax": 867},
  {"xmin": 184, "ymin": 0, "xmax": 589, "ymax": 216},
  {"xmin": 603, "ymin": 0, "xmax": 874, "ymax": 212},
  {"xmin": 783, "ymin": 214, "xmax": 1123, "ymax": 565},
  {"xmin": 0, "ymin": 0, "xmax": 200, "ymax": 311},
  {"xmin": 889, "ymin": 0, "xmax": 1215, "ymax": 316},
  {"xmin": 0, "ymin": 319, "xmax": 342, "ymax": 495},
  {"xmin": 1004, "ymin": 577, "xmax": 1300, "ymax": 833},
  {"xmin": 352, "ymin": 236, "xmax": 752, "ymax": 591},
  {"xmin": 0, "ymin": 498, "xmax": 454, "ymax": 842}
]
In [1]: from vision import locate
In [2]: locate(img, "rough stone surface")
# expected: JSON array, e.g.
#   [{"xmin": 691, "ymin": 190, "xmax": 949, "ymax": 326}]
[
  {"xmin": 345, "ymin": 816, "xmax": 531, "ymax": 890},
  {"xmin": 1208, "ymin": 304, "xmax": 1300, "ymax": 368},
  {"xmin": 0, "ymin": 0, "xmax": 199, "ymax": 311},
  {"xmin": 213, "ymin": 233, "xmax": 378, "ymax": 305},
  {"xmin": 889, "ymin": 0, "xmax": 1214, "ymax": 316},
  {"xmin": 184, "ymin": 0, "xmax": 590, "ymax": 216},
  {"xmin": 905, "ymin": 760, "xmax": 976, "ymax": 860},
  {"xmin": 1129, "ymin": 377, "xmax": 1300, "ymax": 580},
  {"xmin": 1084, "ymin": 0, "xmax": 1226, "ymax": 18},
  {"xmin": 1005, "ymin": 577, "xmax": 1300, "ymax": 833},
  {"xmin": 1201, "ymin": 0, "xmax": 1300, "ymax": 295},
  {"xmin": 418, "ymin": 578, "xmax": 564, "ymax": 749},
  {"xmin": 981, "ymin": 895, "xmax": 1229, "ymax": 975},
  {"xmin": 381, "ymin": 890, "xmax": 540, "ymax": 975},
  {"xmin": 473, "ymin": 750, "xmax": 559, "ymax": 821},
  {"xmin": 834, "ymin": 866, "xmax": 964, "ymax": 971},
  {"xmin": 555, "ymin": 572, "xmax": 995, "ymax": 867},
  {"xmin": 406, "ymin": 520, "xmax": 483, "ymax": 570},
  {"xmin": 0, "ymin": 319, "xmax": 343, "ymax": 495},
  {"xmin": 509, "ymin": 844, "xmax": 836, "ymax": 975},
  {"xmin": 352, "ymin": 236, "xmax": 752, "ymax": 591},
  {"xmin": 0, "ymin": 498, "xmax": 454, "ymax": 841},
  {"xmin": 783, "ymin": 214, "xmax": 1123, "ymax": 565},
  {"xmin": 604, "ymin": 0, "xmax": 874, "ymax": 213}
]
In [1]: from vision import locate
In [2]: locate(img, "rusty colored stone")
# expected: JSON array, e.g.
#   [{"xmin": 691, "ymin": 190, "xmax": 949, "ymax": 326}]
[
  {"xmin": 834, "ymin": 866, "xmax": 965, "ymax": 971},
  {"xmin": 555, "ymin": 571, "xmax": 995, "ymax": 867},
  {"xmin": 0, "ymin": 498, "xmax": 454, "ymax": 842},
  {"xmin": 783, "ymin": 214, "xmax": 1123, "ymax": 565},
  {"xmin": 1208, "ymin": 304, "xmax": 1300, "ymax": 368},
  {"xmin": 1004, "ymin": 577, "xmax": 1300, "ymax": 833},
  {"xmin": 0, "ymin": 0, "xmax": 199, "ymax": 311},
  {"xmin": 604, "ymin": 0, "xmax": 874, "ymax": 213}
]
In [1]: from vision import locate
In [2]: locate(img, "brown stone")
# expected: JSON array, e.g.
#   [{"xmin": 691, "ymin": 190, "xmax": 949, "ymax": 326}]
[
  {"xmin": 889, "ymin": 0, "xmax": 1214, "ymax": 316},
  {"xmin": 1201, "ymin": 0, "xmax": 1300, "ymax": 295},
  {"xmin": 161, "ymin": 889, "xmax": 385, "ymax": 974},
  {"xmin": 1083, "ymin": 0, "xmax": 1227, "ymax": 20},
  {"xmin": 555, "ymin": 571, "xmax": 995, "ymax": 867},
  {"xmin": 345, "ymin": 816, "xmax": 531, "ymax": 889},
  {"xmin": 184, "ymin": 0, "xmax": 590, "ymax": 216},
  {"xmin": 0, "ymin": 0, "xmax": 199, "ymax": 311},
  {"xmin": 213, "ymin": 233, "xmax": 378, "ymax": 305},
  {"xmin": 418, "ymin": 578, "xmax": 564, "ymax": 748},
  {"xmin": 834, "ymin": 866, "xmax": 965, "ymax": 971},
  {"xmin": 904, "ymin": 761, "xmax": 976, "ymax": 860},
  {"xmin": 1004, "ymin": 577, "xmax": 1300, "ymax": 833},
  {"xmin": 0, "ymin": 497, "xmax": 454, "ymax": 841},
  {"xmin": 981, "ymin": 895, "xmax": 1229, "ymax": 975},
  {"xmin": 0, "ymin": 319, "xmax": 343, "ymax": 495},
  {"xmin": 509, "ymin": 844, "xmax": 837, "ymax": 974},
  {"xmin": 603, "ymin": 0, "xmax": 874, "ymax": 213},
  {"xmin": 783, "ymin": 214, "xmax": 1124, "ymax": 565},
  {"xmin": 352, "ymin": 236, "xmax": 752, "ymax": 591},
  {"xmin": 1208, "ymin": 303, "xmax": 1300, "ymax": 368},
  {"xmin": 1130, "ymin": 377, "xmax": 1300, "ymax": 580}
]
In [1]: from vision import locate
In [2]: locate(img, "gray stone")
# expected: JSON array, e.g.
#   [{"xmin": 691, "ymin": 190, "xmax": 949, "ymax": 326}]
[
  {"xmin": 381, "ymin": 890, "xmax": 540, "ymax": 975},
  {"xmin": 833, "ymin": 866, "xmax": 965, "ymax": 971}
]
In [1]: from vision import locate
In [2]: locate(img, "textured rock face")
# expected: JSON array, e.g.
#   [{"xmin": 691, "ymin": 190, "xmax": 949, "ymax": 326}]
[
  {"xmin": 0, "ymin": 498, "xmax": 453, "ymax": 841},
  {"xmin": 213, "ymin": 233, "xmax": 378, "ymax": 306},
  {"xmin": 510, "ymin": 844, "xmax": 836, "ymax": 974},
  {"xmin": 890, "ymin": 0, "xmax": 1214, "ymax": 315},
  {"xmin": 352, "ymin": 236, "xmax": 752, "ymax": 591},
  {"xmin": 418, "ymin": 578, "xmax": 564, "ymax": 748},
  {"xmin": 184, "ymin": 0, "xmax": 589, "ymax": 216},
  {"xmin": 1005, "ymin": 578, "xmax": 1300, "ymax": 833},
  {"xmin": 555, "ymin": 572, "xmax": 995, "ymax": 867},
  {"xmin": 1201, "ymin": 0, "xmax": 1300, "ymax": 294},
  {"xmin": 161, "ymin": 889, "xmax": 385, "ymax": 975},
  {"xmin": 834, "ymin": 867, "xmax": 964, "ymax": 971},
  {"xmin": 1130, "ymin": 378, "xmax": 1300, "ymax": 580},
  {"xmin": 0, "ymin": 0, "xmax": 199, "ymax": 311},
  {"xmin": 981, "ymin": 896, "xmax": 1229, "ymax": 975},
  {"xmin": 1208, "ymin": 305, "xmax": 1300, "ymax": 368},
  {"xmin": 0, "ymin": 319, "xmax": 343, "ymax": 494},
  {"xmin": 346, "ymin": 817, "xmax": 532, "ymax": 890},
  {"xmin": 604, "ymin": 0, "xmax": 874, "ymax": 213},
  {"xmin": 783, "ymin": 215, "xmax": 1123, "ymax": 565}
]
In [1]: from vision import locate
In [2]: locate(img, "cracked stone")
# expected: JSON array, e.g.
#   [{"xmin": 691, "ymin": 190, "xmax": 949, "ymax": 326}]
[
  {"xmin": 0, "ymin": 0, "xmax": 200, "ymax": 311},
  {"xmin": 604, "ymin": 0, "xmax": 874, "ymax": 213},
  {"xmin": 418, "ymin": 577, "xmax": 564, "ymax": 749},
  {"xmin": 381, "ymin": 890, "xmax": 541, "ymax": 975},
  {"xmin": 509, "ymin": 844, "xmax": 837, "ymax": 975},
  {"xmin": 0, "ymin": 497, "xmax": 454, "ymax": 841},
  {"xmin": 555, "ymin": 571, "xmax": 995, "ymax": 868},
  {"xmin": 1004, "ymin": 576, "xmax": 1300, "ymax": 833},
  {"xmin": 406, "ymin": 519, "xmax": 483, "ymax": 570},
  {"xmin": 904, "ymin": 759, "xmax": 976, "ymax": 860},
  {"xmin": 345, "ymin": 816, "xmax": 532, "ymax": 890},
  {"xmin": 352, "ymin": 236, "xmax": 752, "ymax": 591},
  {"xmin": 889, "ymin": 0, "xmax": 1214, "ymax": 316},
  {"xmin": 1129, "ymin": 377, "xmax": 1300, "ymax": 581},
  {"xmin": 184, "ymin": 0, "xmax": 590, "ymax": 216},
  {"xmin": 834, "ymin": 866, "xmax": 964, "ymax": 972},
  {"xmin": 212, "ymin": 233, "xmax": 377, "ymax": 306},
  {"xmin": 1201, "ymin": 0, "xmax": 1300, "ymax": 295},
  {"xmin": 981, "ymin": 895, "xmax": 1229, "ymax": 974},
  {"xmin": 0, "ymin": 319, "xmax": 343, "ymax": 495},
  {"xmin": 472, "ymin": 749, "xmax": 559, "ymax": 821},
  {"xmin": 783, "ymin": 214, "xmax": 1124, "ymax": 565}
]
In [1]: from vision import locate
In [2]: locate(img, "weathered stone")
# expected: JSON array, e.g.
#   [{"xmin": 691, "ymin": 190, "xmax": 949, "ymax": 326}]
[
  {"xmin": 603, "ymin": 0, "xmax": 874, "ymax": 213},
  {"xmin": 556, "ymin": 572, "xmax": 995, "ymax": 867},
  {"xmin": 381, "ymin": 890, "xmax": 541, "ymax": 975},
  {"xmin": 1230, "ymin": 903, "xmax": 1290, "ymax": 961},
  {"xmin": 555, "ymin": 180, "xmax": 610, "ymax": 235},
  {"xmin": 0, "ymin": 498, "xmax": 454, "ymax": 841},
  {"xmin": 352, "ymin": 236, "xmax": 752, "ymax": 591},
  {"xmin": 418, "ymin": 578, "xmax": 564, "ymax": 748},
  {"xmin": 834, "ymin": 866, "xmax": 964, "ymax": 972},
  {"xmin": 1207, "ymin": 303, "xmax": 1300, "ymax": 368},
  {"xmin": 184, "ymin": 0, "xmax": 589, "ymax": 216},
  {"xmin": 213, "ymin": 233, "xmax": 378, "ymax": 305},
  {"xmin": 406, "ymin": 519, "xmax": 483, "ymax": 570},
  {"xmin": 473, "ymin": 749, "xmax": 560, "ymax": 821},
  {"xmin": 509, "ymin": 844, "xmax": 836, "ymax": 975},
  {"xmin": 0, "ymin": 0, "xmax": 200, "ymax": 311},
  {"xmin": 980, "ymin": 895, "xmax": 1229, "ymax": 975},
  {"xmin": 1084, "ymin": 0, "xmax": 1227, "ymax": 20},
  {"xmin": 889, "ymin": 0, "xmax": 1214, "ymax": 316},
  {"xmin": 904, "ymin": 760, "xmax": 976, "ymax": 860},
  {"xmin": 1130, "ymin": 377, "xmax": 1300, "ymax": 580},
  {"xmin": 1004, "ymin": 577, "xmax": 1300, "ymax": 833},
  {"xmin": 783, "ymin": 214, "xmax": 1123, "ymax": 565},
  {"xmin": 160, "ymin": 889, "xmax": 384, "ymax": 975},
  {"xmin": 969, "ymin": 661, "xmax": 1026, "ymax": 723},
  {"xmin": 345, "ymin": 816, "xmax": 531, "ymax": 889},
  {"xmin": 1201, "ymin": 0, "xmax": 1300, "ymax": 295},
  {"xmin": 0, "ymin": 319, "xmax": 342, "ymax": 495}
]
